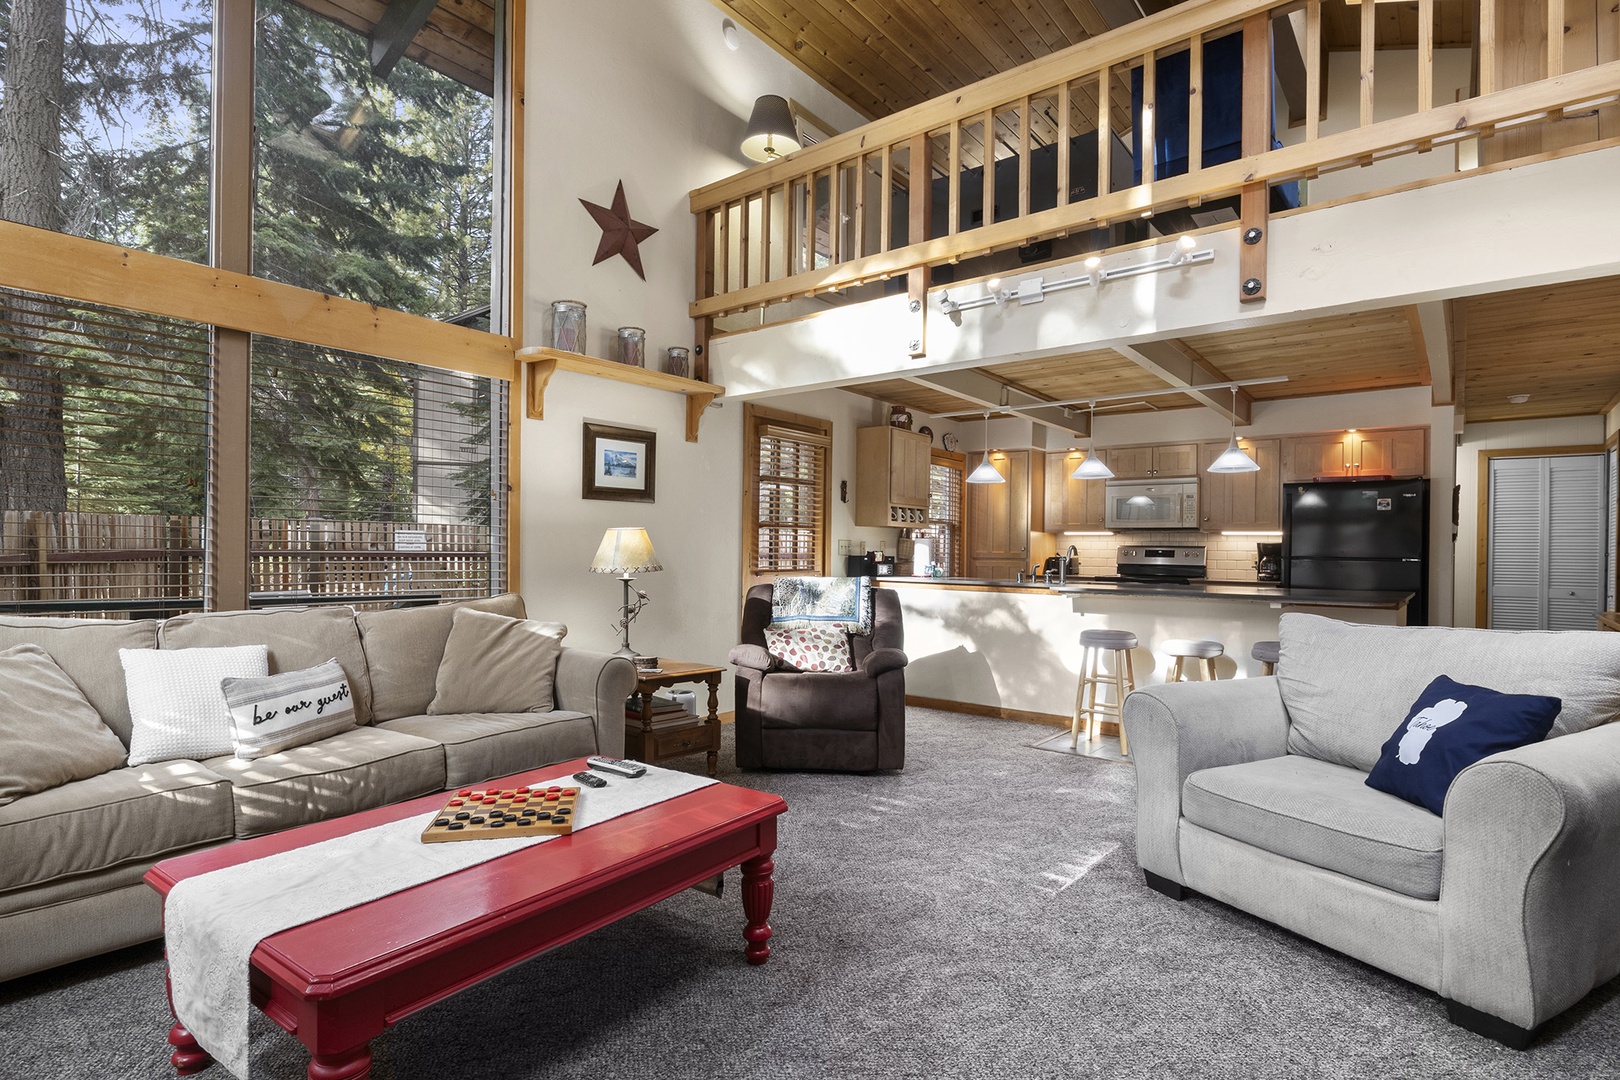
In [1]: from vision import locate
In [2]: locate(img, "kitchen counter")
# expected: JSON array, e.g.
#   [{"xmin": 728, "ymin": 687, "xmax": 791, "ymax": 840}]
[
  {"xmin": 882, "ymin": 576, "xmax": 1414, "ymax": 610},
  {"xmin": 879, "ymin": 575, "xmax": 1412, "ymax": 727}
]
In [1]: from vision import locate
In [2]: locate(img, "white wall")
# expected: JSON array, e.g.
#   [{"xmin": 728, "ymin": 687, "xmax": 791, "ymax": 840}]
[
  {"xmin": 1452, "ymin": 416, "xmax": 1608, "ymax": 627},
  {"xmin": 1276, "ymin": 49, "xmax": 1474, "ymax": 204},
  {"xmin": 518, "ymin": 0, "xmax": 862, "ymax": 707}
]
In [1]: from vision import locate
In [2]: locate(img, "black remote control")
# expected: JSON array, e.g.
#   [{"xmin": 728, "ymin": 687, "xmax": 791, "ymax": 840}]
[{"xmin": 572, "ymin": 771, "xmax": 608, "ymax": 788}]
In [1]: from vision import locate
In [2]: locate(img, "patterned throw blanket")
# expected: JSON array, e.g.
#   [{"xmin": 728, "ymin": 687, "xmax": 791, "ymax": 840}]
[{"xmin": 770, "ymin": 576, "xmax": 873, "ymax": 635}]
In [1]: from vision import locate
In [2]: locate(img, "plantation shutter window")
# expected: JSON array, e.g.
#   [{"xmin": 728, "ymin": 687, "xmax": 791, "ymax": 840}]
[
  {"xmin": 917, "ymin": 456, "xmax": 965, "ymax": 576},
  {"xmin": 745, "ymin": 406, "xmax": 831, "ymax": 580}
]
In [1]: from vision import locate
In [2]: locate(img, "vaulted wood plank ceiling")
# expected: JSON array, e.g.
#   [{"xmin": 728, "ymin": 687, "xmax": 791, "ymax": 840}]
[{"xmin": 289, "ymin": 0, "xmax": 497, "ymax": 94}]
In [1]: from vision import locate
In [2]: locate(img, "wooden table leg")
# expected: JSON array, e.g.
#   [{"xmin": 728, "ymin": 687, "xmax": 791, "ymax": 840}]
[
  {"xmin": 705, "ymin": 672, "xmax": 721, "ymax": 777},
  {"xmin": 165, "ymin": 962, "xmax": 213, "ymax": 1075},
  {"xmin": 307, "ymin": 1044, "xmax": 373, "ymax": 1080},
  {"xmin": 741, "ymin": 852, "xmax": 775, "ymax": 966}
]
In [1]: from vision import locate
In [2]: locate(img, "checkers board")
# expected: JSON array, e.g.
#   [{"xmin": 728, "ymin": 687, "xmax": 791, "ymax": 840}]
[{"xmin": 420, "ymin": 784, "xmax": 579, "ymax": 843}]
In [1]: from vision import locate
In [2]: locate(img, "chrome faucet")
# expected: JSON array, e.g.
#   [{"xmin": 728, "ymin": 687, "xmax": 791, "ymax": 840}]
[{"xmin": 1057, "ymin": 545, "xmax": 1077, "ymax": 586}]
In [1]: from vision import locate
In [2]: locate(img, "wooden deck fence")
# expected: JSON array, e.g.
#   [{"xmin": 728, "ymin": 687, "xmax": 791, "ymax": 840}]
[{"xmin": 0, "ymin": 511, "xmax": 493, "ymax": 612}]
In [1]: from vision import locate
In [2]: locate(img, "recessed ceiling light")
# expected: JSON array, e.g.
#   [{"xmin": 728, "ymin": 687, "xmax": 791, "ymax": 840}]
[
  {"xmin": 1508, "ymin": 394, "xmax": 1530, "ymax": 404},
  {"xmin": 722, "ymin": 19, "xmax": 741, "ymax": 50}
]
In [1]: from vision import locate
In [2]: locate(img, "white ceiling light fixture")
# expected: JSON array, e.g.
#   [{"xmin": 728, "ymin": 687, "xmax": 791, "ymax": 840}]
[
  {"xmin": 741, "ymin": 95, "xmax": 801, "ymax": 162},
  {"xmin": 939, "ymin": 238, "xmax": 1213, "ymax": 315},
  {"xmin": 1508, "ymin": 394, "xmax": 1530, "ymax": 404},
  {"xmin": 966, "ymin": 412, "xmax": 1006, "ymax": 484},
  {"xmin": 1070, "ymin": 399, "xmax": 1114, "ymax": 480},
  {"xmin": 1206, "ymin": 386, "xmax": 1262, "ymax": 474},
  {"xmin": 721, "ymin": 18, "xmax": 741, "ymax": 50}
]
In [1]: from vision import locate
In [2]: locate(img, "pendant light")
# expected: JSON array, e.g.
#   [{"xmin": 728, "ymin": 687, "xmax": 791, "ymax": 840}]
[
  {"xmin": 1206, "ymin": 386, "xmax": 1261, "ymax": 474},
  {"xmin": 1070, "ymin": 399, "xmax": 1114, "ymax": 480},
  {"xmin": 965, "ymin": 411, "xmax": 1005, "ymax": 484}
]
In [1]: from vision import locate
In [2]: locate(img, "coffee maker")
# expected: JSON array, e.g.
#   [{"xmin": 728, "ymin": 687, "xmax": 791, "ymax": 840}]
[{"xmin": 1256, "ymin": 542, "xmax": 1283, "ymax": 583}]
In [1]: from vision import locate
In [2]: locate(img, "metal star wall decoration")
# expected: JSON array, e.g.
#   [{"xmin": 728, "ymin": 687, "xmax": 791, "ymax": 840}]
[{"xmin": 579, "ymin": 181, "xmax": 658, "ymax": 280}]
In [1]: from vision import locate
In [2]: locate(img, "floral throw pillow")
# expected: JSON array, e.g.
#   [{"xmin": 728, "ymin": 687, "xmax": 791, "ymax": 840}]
[{"xmin": 763, "ymin": 624, "xmax": 854, "ymax": 673}]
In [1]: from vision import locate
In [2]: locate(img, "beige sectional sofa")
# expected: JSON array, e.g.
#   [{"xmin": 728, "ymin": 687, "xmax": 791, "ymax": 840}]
[{"xmin": 0, "ymin": 594, "xmax": 636, "ymax": 982}]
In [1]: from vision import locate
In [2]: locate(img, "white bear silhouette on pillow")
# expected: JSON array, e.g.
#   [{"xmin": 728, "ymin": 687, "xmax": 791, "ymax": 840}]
[{"xmin": 1396, "ymin": 697, "xmax": 1468, "ymax": 764}]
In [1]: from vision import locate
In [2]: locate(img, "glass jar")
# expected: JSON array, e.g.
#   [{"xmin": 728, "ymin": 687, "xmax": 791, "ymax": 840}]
[
  {"xmin": 616, "ymin": 326, "xmax": 646, "ymax": 367},
  {"xmin": 664, "ymin": 346, "xmax": 690, "ymax": 379},
  {"xmin": 550, "ymin": 300, "xmax": 586, "ymax": 354}
]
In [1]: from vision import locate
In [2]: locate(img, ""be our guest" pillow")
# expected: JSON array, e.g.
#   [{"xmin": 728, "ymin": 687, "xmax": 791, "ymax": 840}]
[{"xmin": 220, "ymin": 659, "xmax": 358, "ymax": 760}]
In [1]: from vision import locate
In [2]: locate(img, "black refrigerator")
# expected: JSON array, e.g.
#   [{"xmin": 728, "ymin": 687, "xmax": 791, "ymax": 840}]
[{"xmin": 1283, "ymin": 478, "xmax": 1430, "ymax": 626}]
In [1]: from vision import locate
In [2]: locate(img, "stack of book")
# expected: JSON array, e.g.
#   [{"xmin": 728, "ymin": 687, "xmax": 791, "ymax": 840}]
[{"xmin": 625, "ymin": 694, "xmax": 695, "ymax": 732}]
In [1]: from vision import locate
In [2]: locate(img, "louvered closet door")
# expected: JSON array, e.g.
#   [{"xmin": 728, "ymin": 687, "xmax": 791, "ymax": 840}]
[
  {"xmin": 1608, "ymin": 448, "xmax": 1617, "ymax": 614},
  {"xmin": 1487, "ymin": 454, "xmax": 1606, "ymax": 630}
]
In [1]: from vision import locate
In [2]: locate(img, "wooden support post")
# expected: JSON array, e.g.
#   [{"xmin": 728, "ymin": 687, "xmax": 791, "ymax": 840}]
[
  {"xmin": 1241, "ymin": 11, "xmax": 1271, "ymax": 305},
  {"xmin": 1480, "ymin": 0, "xmax": 1497, "ymax": 96},
  {"xmin": 947, "ymin": 121, "xmax": 961, "ymax": 235},
  {"xmin": 1018, "ymin": 95, "xmax": 1031, "ymax": 220},
  {"xmin": 1360, "ymin": 0, "xmax": 1377, "ymax": 127},
  {"xmin": 1548, "ymin": 0, "xmax": 1566, "ymax": 77},
  {"xmin": 828, "ymin": 165, "xmax": 842, "ymax": 265},
  {"xmin": 908, "ymin": 132, "xmax": 933, "ymax": 247},
  {"xmin": 879, "ymin": 145, "xmax": 893, "ymax": 252},
  {"xmin": 694, "ymin": 206, "xmax": 715, "ymax": 382},
  {"xmin": 737, "ymin": 196, "xmax": 751, "ymax": 291},
  {"xmin": 907, "ymin": 267, "xmax": 929, "ymax": 359},
  {"xmin": 1418, "ymin": 0, "xmax": 1435, "ymax": 113},
  {"xmin": 1098, "ymin": 65, "xmax": 1113, "ymax": 198},
  {"xmin": 1306, "ymin": 0, "xmax": 1322, "ymax": 143},
  {"xmin": 1057, "ymin": 81, "xmax": 1072, "ymax": 206},
  {"xmin": 853, "ymin": 155, "xmax": 867, "ymax": 262},
  {"xmin": 1189, "ymin": 35, "xmax": 1204, "ymax": 173}
]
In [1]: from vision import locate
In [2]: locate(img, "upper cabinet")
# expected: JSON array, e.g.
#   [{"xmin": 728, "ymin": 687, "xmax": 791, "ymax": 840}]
[
  {"xmin": 1281, "ymin": 427, "xmax": 1428, "ymax": 483},
  {"xmin": 1105, "ymin": 442, "xmax": 1199, "ymax": 480},
  {"xmin": 1198, "ymin": 438, "xmax": 1281, "ymax": 532},
  {"xmin": 855, "ymin": 427, "xmax": 932, "ymax": 527},
  {"xmin": 967, "ymin": 450, "xmax": 1042, "ymax": 577},
  {"xmin": 1043, "ymin": 450, "xmax": 1108, "ymax": 531}
]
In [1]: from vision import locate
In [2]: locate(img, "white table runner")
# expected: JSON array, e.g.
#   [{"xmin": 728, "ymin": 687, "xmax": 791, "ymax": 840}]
[{"xmin": 165, "ymin": 766, "xmax": 716, "ymax": 1079}]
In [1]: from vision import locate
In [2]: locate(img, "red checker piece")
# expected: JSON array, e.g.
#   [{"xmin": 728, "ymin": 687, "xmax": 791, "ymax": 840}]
[
  {"xmin": 562, "ymin": 788, "xmax": 578, "ymax": 796},
  {"xmin": 482, "ymin": 797, "xmax": 497, "ymax": 805},
  {"xmin": 448, "ymin": 799, "xmax": 464, "ymax": 807},
  {"xmin": 457, "ymin": 789, "xmax": 472, "ymax": 797},
  {"xmin": 546, "ymin": 786, "xmax": 562, "ymax": 793},
  {"xmin": 545, "ymin": 793, "xmax": 560, "ymax": 802}
]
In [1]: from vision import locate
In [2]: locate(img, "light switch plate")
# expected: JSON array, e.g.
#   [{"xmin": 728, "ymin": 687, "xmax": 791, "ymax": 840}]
[{"xmin": 837, "ymin": 539, "xmax": 851, "ymax": 556}]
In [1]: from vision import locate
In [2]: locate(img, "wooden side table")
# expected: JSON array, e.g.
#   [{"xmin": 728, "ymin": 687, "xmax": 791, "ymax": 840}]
[{"xmin": 626, "ymin": 659, "xmax": 724, "ymax": 777}]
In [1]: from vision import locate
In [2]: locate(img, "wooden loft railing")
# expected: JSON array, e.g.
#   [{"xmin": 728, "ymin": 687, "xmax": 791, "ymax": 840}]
[{"xmin": 689, "ymin": 0, "xmax": 1620, "ymax": 335}]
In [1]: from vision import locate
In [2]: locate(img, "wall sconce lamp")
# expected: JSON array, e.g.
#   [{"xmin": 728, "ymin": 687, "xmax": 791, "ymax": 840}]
[{"xmin": 741, "ymin": 95, "xmax": 801, "ymax": 162}]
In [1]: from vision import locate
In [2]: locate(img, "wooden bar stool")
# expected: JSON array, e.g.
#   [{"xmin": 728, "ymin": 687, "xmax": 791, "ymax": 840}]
[
  {"xmin": 1163, "ymin": 638, "xmax": 1225, "ymax": 682},
  {"xmin": 1251, "ymin": 640, "xmax": 1280, "ymax": 676},
  {"xmin": 1072, "ymin": 629, "xmax": 1138, "ymax": 754}
]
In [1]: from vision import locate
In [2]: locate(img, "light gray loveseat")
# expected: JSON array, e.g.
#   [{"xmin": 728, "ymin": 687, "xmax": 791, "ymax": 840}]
[
  {"xmin": 0, "ymin": 594, "xmax": 636, "ymax": 982},
  {"xmin": 1123, "ymin": 613, "xmax": 1620, "ymax": 1048}
]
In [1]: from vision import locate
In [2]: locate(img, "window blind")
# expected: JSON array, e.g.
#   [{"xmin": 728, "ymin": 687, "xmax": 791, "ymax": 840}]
[
  {"xmin": 755, "ymin": 424, "xmax": 828, "ymax": 573},
  {"xmin": 0, "ymin": 287, "xmax": 211, "ymax": 614},
  {"xmin": 919, "ymin": 460, "xmax": 964, "ymax": 575},
  {"xmin": 249, "ymin": 334, "xmax": 508, "ymax": 605}
]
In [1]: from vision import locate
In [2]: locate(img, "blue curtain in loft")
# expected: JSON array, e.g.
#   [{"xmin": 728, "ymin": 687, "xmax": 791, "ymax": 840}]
[{"xmin": 1130, "ymin": 31, "xmax": 1300, "ymax": 208}]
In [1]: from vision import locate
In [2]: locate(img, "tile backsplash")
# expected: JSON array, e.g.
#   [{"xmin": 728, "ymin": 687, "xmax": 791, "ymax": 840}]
[{"xmin": 1052, "ymin": 530, "xmax": 1281, "ymax": 582}]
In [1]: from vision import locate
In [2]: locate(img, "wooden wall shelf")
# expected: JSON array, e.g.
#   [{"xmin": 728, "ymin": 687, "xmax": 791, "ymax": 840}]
[{"xmin": 518, "ymin": 347, "xmax": 723, "ymax": 442}]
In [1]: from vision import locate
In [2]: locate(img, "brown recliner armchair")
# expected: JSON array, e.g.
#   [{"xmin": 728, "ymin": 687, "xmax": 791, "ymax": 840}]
[{"xmin": 729, "ymin": 583, "xmax": 907, "ymax": 771}]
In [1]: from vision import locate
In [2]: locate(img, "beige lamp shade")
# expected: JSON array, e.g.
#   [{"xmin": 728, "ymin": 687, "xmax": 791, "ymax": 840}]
[
  {"xmin": 741, "ymin": 95, "xmax": 801, "ymax": 162},
  {"xmin": 589, "ymin": 528, "xmax": 663, "ymax": 574}
]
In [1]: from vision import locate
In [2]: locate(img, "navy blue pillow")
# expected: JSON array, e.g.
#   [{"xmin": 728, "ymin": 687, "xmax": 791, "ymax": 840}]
[{"xmin": 1365, "ymin": 675, "xmax": 1561, "ymax": 816}]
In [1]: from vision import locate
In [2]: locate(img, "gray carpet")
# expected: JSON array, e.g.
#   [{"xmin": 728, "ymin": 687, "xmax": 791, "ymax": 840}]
[{"xmin": 4, "ymin": 708, "xmax": 1618, "ymax": 1079}]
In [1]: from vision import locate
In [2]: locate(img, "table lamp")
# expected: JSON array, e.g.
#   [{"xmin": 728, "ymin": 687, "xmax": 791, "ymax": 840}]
[{"xmin": 589, "ymin": 527, "xmax": 662, "ymax": 657}]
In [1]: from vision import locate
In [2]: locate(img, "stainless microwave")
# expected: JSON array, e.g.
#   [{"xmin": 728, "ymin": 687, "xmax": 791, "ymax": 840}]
[{"xmin": 1104, "ymin": 478, "xmax": 1200, "ymax": 530}]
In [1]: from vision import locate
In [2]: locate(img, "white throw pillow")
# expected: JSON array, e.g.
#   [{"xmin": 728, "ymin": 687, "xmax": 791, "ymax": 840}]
[
  {"xmin": 121, "ymin": 645, "xmax": 269, "ymax": 766},
  {"xmin": 220, "ymin": 659, "xmax": 359, "ymax": 761}
]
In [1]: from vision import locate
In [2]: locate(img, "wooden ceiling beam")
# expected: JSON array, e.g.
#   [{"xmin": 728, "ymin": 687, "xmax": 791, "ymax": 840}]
[
  {"xmin": 1111, "ymin": 340, "xmax": 1254, "ymax": 422},
  {"xmin": 1409, "ymin": 301, "xmax": 1454, "ymax": 407},
  {"xmin": 904, "ymin": 368, "xmax": 1090, "ymax": 434},
  {"xmin": 369, "ymin": 0, "xmax": 441, "ymax": 78}
]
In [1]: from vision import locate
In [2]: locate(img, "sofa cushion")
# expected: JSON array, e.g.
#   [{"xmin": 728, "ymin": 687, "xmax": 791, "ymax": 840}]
[
  {"xmin": 356, "ymin": 594, "xmax": 527, "ymax": 722},
  {"xmin": 428, "ymin": 608, "xmax": 565, "ymax": 715},
  {"xmin": 0, "ymin": 616, "xmax": 158, "ymax": 746},
  {"xmin": 759, "ymin": 671, "xmax": 880, "ymax": 731},
  {"xmin": 0, "ymin": 644, "xmax": 129, "ymax": 806},
  {"xmin": 161, "ymin": 605, "xmax": 376, "ymax": 726},
  {"xmin": 121, "ymin": 644, "xmax": 269, "ymax": 766},
  {"xmin": 221, "ymin": 659, "xmax": 359, "ymax": 760},
  {"xmin": 202, "ymin": 725, "xmax": 445, "ymax": 839},
  {"xmin": 377, "ymin": 710, "xmax": 598, "ymax": 788},
  {"xmin": 0, "ymin": 760, "xmax": 234, "ymax": 894},
  {"xmin": 1278, "ymin": 613, "xmax": 1620, "ymax": 772},
  {"xmin": 1184, "ymin": 754, "xmax": 1446, "ymax": 900}
]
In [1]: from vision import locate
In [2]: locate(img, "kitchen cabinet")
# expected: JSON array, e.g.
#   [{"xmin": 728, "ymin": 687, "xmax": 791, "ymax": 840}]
[
  {"xmin": 1197, "ymin": 438, "xmax": 1281, "ymax": 531},
  {"xmin": 1281, "ymin": 427, "xmax": 1427, "ymax": 482},
  {"xmin": 1042, "ymin": 450, "xmax": 1109, "ymax": 530},
  {"xmin": 854, "ymin": 426, "xmax": 932, "ymax": 527},
  {"xmin": 967, "ymin": 450, "xmax": 1042, "ymax": 578},
  {"xmin": 1105, "ymin": 442, "xmax": 1199, "ymax": 479}
]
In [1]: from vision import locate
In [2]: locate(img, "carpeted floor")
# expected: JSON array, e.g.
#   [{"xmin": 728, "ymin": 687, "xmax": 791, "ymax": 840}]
[{"xmin": 5, "ymin": 708, "xmax": 1618, "ymax": 1079}]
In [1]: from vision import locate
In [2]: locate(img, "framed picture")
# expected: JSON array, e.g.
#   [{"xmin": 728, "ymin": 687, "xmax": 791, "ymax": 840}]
[{"xmin": 582, "ymin": 423, "xmax": 656, "ymax": 502}]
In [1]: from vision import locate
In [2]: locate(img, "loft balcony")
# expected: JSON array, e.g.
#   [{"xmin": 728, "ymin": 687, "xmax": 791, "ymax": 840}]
[{"xmin": 688, "ymin": 0, "xmax": 1620, "ymax": 421}]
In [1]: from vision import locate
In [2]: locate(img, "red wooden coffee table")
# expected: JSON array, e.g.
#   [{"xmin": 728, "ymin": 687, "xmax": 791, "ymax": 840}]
[{"xmin": 144, "ymin": 760, "xmax": 785, "ymax": 1080}]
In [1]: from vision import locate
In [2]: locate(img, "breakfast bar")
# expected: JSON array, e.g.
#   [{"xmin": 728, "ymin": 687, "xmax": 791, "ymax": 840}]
[{"xmin": 881, "ymin": 577, "xmax": 1413, "ymax": 726}]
